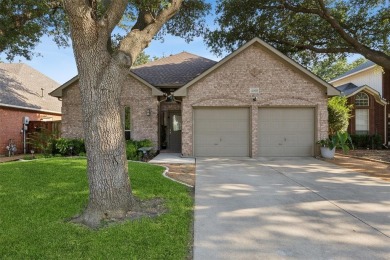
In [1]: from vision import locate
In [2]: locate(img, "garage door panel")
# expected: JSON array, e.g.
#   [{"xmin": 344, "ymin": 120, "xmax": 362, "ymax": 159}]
[
  {"xmin": 194, "ymin": 108, "xmax": 249, "ymax": 157},
  {"xmin": 263, "ymin": 146, "xmax": 313, "ymax": 157},
  {"xmin": 258, "ymin": 108, "xmax": 314, "ymax": 157},
  {"xmin": 194, "ymin": 145, "xmax": 249, "ymax": 157}
]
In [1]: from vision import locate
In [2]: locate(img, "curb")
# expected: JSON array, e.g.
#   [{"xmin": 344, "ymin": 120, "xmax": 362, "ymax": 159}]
[{"xmin": 161, "ymin": 165, "xmax": 194, "ymax": 188}]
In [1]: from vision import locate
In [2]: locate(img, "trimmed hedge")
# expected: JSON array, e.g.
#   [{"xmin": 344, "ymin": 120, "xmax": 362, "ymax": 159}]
[{"xmin": 350, "ymin": 134, "xmax": 382, "ymax": 149}]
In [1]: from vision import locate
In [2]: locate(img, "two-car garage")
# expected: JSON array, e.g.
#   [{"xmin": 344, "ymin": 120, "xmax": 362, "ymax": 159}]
[{"xmin": 193, "ymin": 107, "xmax": 315, "ymax": 157}]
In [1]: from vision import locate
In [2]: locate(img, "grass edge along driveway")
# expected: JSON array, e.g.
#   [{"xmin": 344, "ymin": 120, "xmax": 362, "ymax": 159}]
[{"xmin": 0, "ymin": 158, "xmax": 193, "ymax": 259}]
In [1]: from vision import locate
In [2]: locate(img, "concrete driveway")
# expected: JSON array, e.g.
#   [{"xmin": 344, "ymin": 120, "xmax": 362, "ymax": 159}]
[{"xmin": 194, "ymin": 157, "xmax": 390, "ymax": 259}]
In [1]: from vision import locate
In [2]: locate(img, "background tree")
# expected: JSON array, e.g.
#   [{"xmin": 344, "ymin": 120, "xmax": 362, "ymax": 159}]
[
  {"xmin": 133, "ymin": 51, "xmax": 151, "ymax": 66},
  {"xmin": 206, "ymin": 0, "xmax": 390, "ymax": 70},
  {"xmin": 60, "ymin": 0, "xmax": 209, "ymax": 228},
  {"xmin": 0, "ymin": 0, "xmax": 69, "ymax": 61},
  {"xmin": 133, "ymin": 51, "xmax": 159, "ymax": 66},
  {"xmin": 328, "ymin": 96, "xmax": 353, "ymax": 136},
  {"xmin": 311, "ymin": 57, "xmax": 367, "ymax": 81}
]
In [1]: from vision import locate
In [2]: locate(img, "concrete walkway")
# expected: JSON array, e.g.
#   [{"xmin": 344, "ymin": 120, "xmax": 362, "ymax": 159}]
[
  {"xmin": 0, "ymin": 154, "xmax": 25, "ymax": 163},
  {"xmin": 149, "ymin": 153, "xmax": 195, "ymax": 164},
  {"xmin": 194, "ymin": 157, "xmax": 390, "ymax": 259}
]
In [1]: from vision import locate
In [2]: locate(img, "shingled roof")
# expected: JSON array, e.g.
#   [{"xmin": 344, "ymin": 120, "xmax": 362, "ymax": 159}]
[
  {"xmin": 0, "ymin": 63, "xmax": 61, "ymax": 113},
  {"xmin": 330, "ymin": 61, "xmax": 376, "ymax": 82},
  {"xmin": 336, "ymin": 82, "xmax": 386, "ymax": 105},
  {"xmin": 131, "ymin": 52, "xmax": 217, "ymax": 87}
]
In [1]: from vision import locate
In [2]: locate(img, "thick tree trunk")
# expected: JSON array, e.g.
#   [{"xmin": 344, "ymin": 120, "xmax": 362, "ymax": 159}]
[
  {"xmin": 62, "ymin": 0, "xmax": 184, "ymax": 228},
  {"xmin": 74, "ymin": 47, "xmax": 134, "ymax": 228}
]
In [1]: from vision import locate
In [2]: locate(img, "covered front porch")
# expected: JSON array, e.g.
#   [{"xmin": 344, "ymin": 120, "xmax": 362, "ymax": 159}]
[{"xmin": 159, "ymin": 94, "xmax": 183, "ymax": 153}]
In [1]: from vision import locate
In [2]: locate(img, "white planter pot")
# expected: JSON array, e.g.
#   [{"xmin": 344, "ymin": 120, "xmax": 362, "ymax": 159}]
[{"xmin": 320, "ymin": 147, "xmax": 336, "ymax": 159}]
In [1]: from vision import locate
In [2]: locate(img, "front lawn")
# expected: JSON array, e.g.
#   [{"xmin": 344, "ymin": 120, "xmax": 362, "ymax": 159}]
[{"xmin": 0, "ymin": 158, "xmax": 193, "ymax": 259}]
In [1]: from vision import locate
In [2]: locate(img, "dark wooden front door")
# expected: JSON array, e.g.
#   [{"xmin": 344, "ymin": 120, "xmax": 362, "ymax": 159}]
[{"xmin": 168, "ymin": 111, "xmax": 182, "ymax": 153}]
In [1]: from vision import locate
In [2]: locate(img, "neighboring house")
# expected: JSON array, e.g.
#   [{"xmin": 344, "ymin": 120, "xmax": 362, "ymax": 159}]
[
  {"xmin": 0, "ymin": 63, "xmax": 62, "ymax": 155},
  {"xmin": 50, "ymin": 38, "xmax": 339, "ymax": 157},
  {"xmin": 329, "ymin": 61, "xmax": 388, "ymax": 145}
]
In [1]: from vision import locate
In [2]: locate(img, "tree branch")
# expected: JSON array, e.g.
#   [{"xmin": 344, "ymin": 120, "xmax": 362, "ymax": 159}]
[
  {"xmin": 273, "ymin": 38, "xmax": 355, "ymax": 53},
  {"xmin": 115, "ymin": 0, "xmax": 183, "ymax": 66},
  {"xmin": 99, "ymin": 0, "xmax": 127, "ymax": 34},
  {"xmin": 314, "ymin": 0, "xmax": 390, "ymax": 67}
]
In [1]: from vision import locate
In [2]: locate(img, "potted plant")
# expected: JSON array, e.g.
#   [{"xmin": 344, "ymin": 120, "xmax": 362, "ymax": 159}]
[{"xmin": 317, "ymin": 132, "xmax": 353, "ymax": 159}]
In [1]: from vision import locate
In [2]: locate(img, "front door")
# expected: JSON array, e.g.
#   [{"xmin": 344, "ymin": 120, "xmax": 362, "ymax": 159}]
[{"xmin": 168, "ymin": 111, "xmax": 182, "ymax": 152}]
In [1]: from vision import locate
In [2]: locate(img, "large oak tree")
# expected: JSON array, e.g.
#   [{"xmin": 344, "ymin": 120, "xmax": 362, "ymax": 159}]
[
  {"xmin": 206, "ymin": 0, "xmax": 390, "ymax": 70},
  {"xmin": 59, "ymin": 0, "xmax": 209, "ymax": 228}
]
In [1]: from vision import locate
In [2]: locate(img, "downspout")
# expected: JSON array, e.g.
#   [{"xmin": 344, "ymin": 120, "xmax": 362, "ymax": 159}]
[{"xmin": 385, "ymin": 102, "xmax": 388, "ymax": 146}]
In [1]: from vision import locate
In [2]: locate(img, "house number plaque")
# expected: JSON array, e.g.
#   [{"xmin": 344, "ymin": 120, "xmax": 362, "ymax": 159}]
[{"xmin": 250, "ymin": 88, "xmax": 259, "ymax": 94}]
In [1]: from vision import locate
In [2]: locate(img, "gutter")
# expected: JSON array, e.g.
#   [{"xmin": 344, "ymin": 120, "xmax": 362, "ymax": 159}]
[
  {"xmin": 385, "ymin": 103, "xmax": 388, "ymax": 146},
  {"xmin": 0, "ymin": 103, "xmax": 61, "ymax": 115}
]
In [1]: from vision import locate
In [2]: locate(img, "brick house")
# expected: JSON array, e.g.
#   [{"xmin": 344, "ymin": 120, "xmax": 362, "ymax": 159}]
[
  {"xmin": 50, "ymin": 38, "xmax": 339, "ymax": 157},
  {"xmin": 329, "ymin": 61, "xmax": 388, "ymax": 145},
  {"xmin": 0, "ymin": 63, "xmax": 62, "ymax": 155}
]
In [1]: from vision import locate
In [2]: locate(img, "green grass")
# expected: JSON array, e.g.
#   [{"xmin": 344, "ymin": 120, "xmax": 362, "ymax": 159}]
[{"xmin": 0, "ymin": 158, "xmax": 193, "ymax": 259}]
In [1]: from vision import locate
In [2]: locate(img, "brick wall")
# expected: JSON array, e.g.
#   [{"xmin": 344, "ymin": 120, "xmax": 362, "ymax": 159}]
[
  {"xmin": 0, "ymin": 107, "xmax": 61, "ymax": 155},
  {"xmin": 181, "ymin": 43, "xmax": 329, "ymax": 157},
  {"xmin": 347, "ymin": 93, "xmax": 385, "ymax": 142},
  {"xmin": 61, "ymin": 76, "xmax": 159, "ymax": 149}
]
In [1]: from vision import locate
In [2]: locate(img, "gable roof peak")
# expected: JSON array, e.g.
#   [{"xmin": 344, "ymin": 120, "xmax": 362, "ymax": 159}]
[{"xmin": 174, "ymin": 37, "xmax": 340, "ymax": 96}]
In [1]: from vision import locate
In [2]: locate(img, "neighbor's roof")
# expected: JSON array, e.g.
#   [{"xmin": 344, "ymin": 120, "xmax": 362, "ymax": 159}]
[
  {"xmin": 131, "ymin": 52, "xmax": 217, "ymax": 87},
  {"xmin": 329, "ymin": 61, "xmax": 376, "ymax": 82},
  {"xmin": 0, "ymin": 63, "xmax": 61, "ymax": 114},
  {"xmin": 336, "ymin": 82, "xmax": 386, "ymax": 105}
]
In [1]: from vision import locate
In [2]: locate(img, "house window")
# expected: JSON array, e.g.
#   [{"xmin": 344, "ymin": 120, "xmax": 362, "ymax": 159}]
[
  {"xmin": 355, "ymin": 92, "xmax": 369, "ymax": 106},
  {"xmin": 124, "ymin": 106, "xmax": 131, "ymax": 140},
  {"xmin": 355, "ymin": 109, "xmax": 369, "ymax": 135}
]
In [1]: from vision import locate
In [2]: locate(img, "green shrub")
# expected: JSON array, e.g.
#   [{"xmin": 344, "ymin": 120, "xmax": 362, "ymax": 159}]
[
  {"xmin": 126, "ymin": 141, "xmax": 139, "ymax": 161},
  {"xmin": 28, "ymin": 128, "xmax": 56, "ymax": 156},
  {"xmin": 54, "ymin": 138, "xmax": 86, "ymax": 156},
  {"xmin": 69, "ymin": 139, "xmax": 85, "ymax": 155},
  {"xmin": 350, "ymin": 134, "xmax": 382, "ymax": 149},
  {"xmin": 371, "ymin": 134, "xmax": 383, "ymax": 149},
  {"xmin": 55, "ymin": 138, "xmax": 71, "ymax": 155},
  {"xmin": 328, "ymin": 96, "xmax": 353, "ymax": 136},
  {"xmin": 125, "ymin": 139, "xmax": 154, "ymax": 161}
]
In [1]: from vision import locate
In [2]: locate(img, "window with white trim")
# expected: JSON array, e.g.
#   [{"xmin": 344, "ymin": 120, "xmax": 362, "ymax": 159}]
[
  {"xmin": 355, "ymin": 109, "xmax": 369, "ymax": 135},
  {"xmin": 355, "ymin": 92, "xmax": 369, "ymax": 106},
  {"xmin": 124, "ymin": 106, "xmax": 131, "ymax": 140}
]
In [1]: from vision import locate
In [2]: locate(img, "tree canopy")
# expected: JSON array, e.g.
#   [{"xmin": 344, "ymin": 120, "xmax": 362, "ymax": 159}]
[
  {"xmin": 0, "ymin": 0, "xmax": 69, "ymax": 61},
  {"xmin": 311, "ymin": 57, "xmax": 366, "ymax": 81},
  {"xmin": 0, "ymin": 0, "xmax": 209, "ymax": 62},
  {"xmin": 206, "ymin": 0, "xmax": 390, "ymax": 69}
]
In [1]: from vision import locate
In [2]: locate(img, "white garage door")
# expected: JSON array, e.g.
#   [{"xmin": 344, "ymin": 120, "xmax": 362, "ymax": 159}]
[
  {"xmin": 194, "ymin": 108, "xmax": 249, "ymax": 156},
  {"xmin": 258, "ymin": 108, "xmax": 315, "ymax": 156}
]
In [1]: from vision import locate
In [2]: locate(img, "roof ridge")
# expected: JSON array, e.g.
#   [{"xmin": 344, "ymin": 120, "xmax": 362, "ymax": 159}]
[{"xmin": 132, "ymin": 51, "xmax": 215, "ymax": 69}]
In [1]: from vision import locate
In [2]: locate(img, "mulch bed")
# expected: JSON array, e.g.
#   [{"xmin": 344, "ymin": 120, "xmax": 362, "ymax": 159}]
[
  {"xmin": 322, "ymin": 149, "xmax": 390, "ymax": 182},
  {"xmin": 159, "ymin": 164, "xmax": 196, "ymax": 187},
  {"xmin": 346, "ymin": 149, "xmax": 390, "ymax": 163}
]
